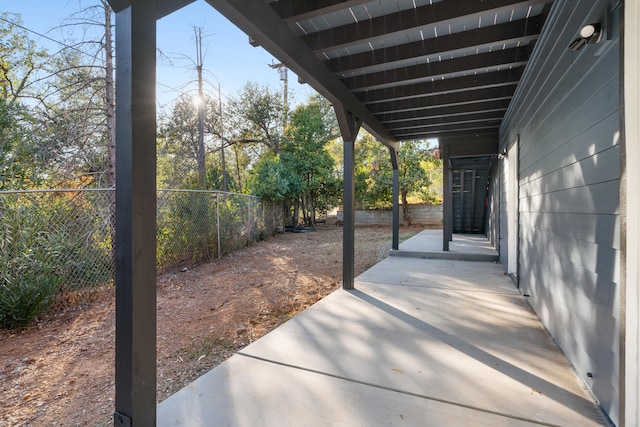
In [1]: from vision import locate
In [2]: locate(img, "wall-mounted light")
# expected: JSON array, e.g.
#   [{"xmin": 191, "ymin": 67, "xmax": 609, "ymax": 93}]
[{"xmin": 569, "ymin": 23, "xmax": 603, "ymax": 51}]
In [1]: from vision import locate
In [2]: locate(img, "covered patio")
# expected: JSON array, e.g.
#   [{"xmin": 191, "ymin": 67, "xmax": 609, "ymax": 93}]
[
  {"xmin": 106, "ymin": 0, "xmax": 638, "ymax": 425},
  {"xmin": 157, "ymin": 230, "xmax": 607, "ymax": 426}
]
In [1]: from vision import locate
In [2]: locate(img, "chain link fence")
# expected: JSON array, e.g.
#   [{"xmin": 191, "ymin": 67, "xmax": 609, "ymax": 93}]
[
  {"xmin": 156, "ymin": 190, "xmax": 272, "ymax": 272},
  {"xmin": 0, "ymin": 188, "xmax": 277, "ymax": 327}
]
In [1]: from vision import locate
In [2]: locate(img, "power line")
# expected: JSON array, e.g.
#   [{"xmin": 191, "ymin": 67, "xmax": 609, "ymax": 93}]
[
  {"xmin": 1, "ymin": 16, "xmax": 238, "ymax": 109},
  {"xmin": 0, "ymin": 16, "xmax": 94, "ymax": 57}
]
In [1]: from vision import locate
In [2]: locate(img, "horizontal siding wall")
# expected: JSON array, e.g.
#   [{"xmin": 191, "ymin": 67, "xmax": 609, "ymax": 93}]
[
  {"xmin": 498, "ymin": 0, "xmax": 621, "ymax": 424},
  {"xmin": 498, "ymin": 160, "xmax": 509, "ymax": 268},
  {"xmin": 486, "ymin": 164, "xmax": 500, "ymax": 250}
]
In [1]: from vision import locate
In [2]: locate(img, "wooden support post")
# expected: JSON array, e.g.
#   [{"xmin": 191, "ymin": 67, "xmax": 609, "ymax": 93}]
[
  {"xmin": 442, "ymin": 144, "xmax": 452, "ymax": 251},
  {"xmin": 335, "ymin": 104, "xmax": 361, "ymax": 290},
  {"xmin": 113, "ymin": 2, "xmax": 157, "ymax": 425},
  {"xmin": 391, "ymin": 147, "xmax": 400, "ymax": 250}
]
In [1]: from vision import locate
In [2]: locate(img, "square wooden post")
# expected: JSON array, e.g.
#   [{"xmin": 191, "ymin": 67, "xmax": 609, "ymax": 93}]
[{"xmin": 113, "ymin": 2, "xmax": 157, "ymax": 425}]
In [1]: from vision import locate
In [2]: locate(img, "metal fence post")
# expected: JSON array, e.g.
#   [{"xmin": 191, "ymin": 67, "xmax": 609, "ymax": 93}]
[
  {"xmin": 248, "ymin": 196, "xmax": 252, "ymax": 238},
  {"xmin": 216, "ymin": 192, "xmax": 221, "ymax": 259}
]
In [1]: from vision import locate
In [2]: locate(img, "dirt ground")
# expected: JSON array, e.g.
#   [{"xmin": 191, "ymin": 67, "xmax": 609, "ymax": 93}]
[{"xmin": 0, "ymin": 225, "xmax": 421, "ymax": 426}]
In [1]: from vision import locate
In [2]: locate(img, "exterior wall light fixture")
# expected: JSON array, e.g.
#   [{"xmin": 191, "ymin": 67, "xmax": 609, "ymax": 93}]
[{"xmin": 569, "ymin": 23, "xmax": 603, "ymax": 51}]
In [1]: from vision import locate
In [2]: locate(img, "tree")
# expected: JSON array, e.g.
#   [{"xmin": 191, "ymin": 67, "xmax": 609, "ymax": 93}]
[
  {"xmin": 354, "ymin": 134, "xmax": 442, "ymax": 224},
  {"xmin": 159, "ymin": 93, "xmax": 223, "ymax": 189},
  {"xmin": 230, "ymin": 82, "xmax": 284, "ymax": 155},
  {"xmin": 396, "ymin": 141, "xmax": 436, "ymax": 224},
  {"xmin": 0, "ymin": 3, "xmax": 117, "ymax": 188},
  {"xmin": 281, "ymin": 100, "xmax": 341, "ymax": 226},
  {"xmin": 353, "ymin": 133, "xmax": 393, "ymax": 209},
  {"xmin": 32, "ymin": 48, "xmax": 111, "ymax": 187},
  {"xmin": 248, "ymin": 96, "xmax": 341, "ymax": 227},
  {"xmin": 248, "ymin": 153, "xmax": 298, "ymax": 202},
  {"xmin": 0, "ymin": 99, "xmax": 43, "ymax": 189},
  {"xmin": 47, "ymin": 0, "xmax": 116, "ymax": 187},
  {"xmin": 0, "ymin": 14, "xmax": 51, "ymax": 189},
  {"xmin": 0, "ymin": 13, "xmax": 48, "ymax": 102}
]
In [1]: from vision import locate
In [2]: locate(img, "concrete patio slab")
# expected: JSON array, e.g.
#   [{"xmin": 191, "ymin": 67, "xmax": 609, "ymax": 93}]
[
  {"xmin": 157, "ymin": 234, "xmax": 607, "ymax": 427},
  {"xmin": 390, "ymin": 230, "xmax": 498, "ymax": 262}
]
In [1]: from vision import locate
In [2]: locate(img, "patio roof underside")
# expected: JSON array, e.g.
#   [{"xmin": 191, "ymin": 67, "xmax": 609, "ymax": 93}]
[
  {"xmin": 113, "ymin": 0, "xmax": 555, "ymax": 150},
  {"xmin": 199, "ymin": 0, "xmax": 553, "ymax": 151},
  {"xmin": 107, "ymin": 0, "xmax": 554, "ymax": 151}
]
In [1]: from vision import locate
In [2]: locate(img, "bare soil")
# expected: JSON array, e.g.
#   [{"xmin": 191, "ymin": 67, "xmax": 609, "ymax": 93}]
[{"xmin": 0, "ymin": 225, "xmax": 421, "ymax": 426}]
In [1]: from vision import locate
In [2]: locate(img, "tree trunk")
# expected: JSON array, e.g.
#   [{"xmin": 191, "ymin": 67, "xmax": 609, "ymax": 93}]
[
  {"xmin": 218, "ymin": 83, "xmax": 227, "ymax": 191},
  {"xmin": 104, "ymin": 1, "xmax": 115, "ymax": 188},
  {"xmin": 301, "ymin": 195, "xmax": 309, "ymax": 226},
  {"xmin": 401, "ymin": 189, "xmax": 411, "ymax": 225},
  {"xmin": 195, "ymin": 28, "xmax": 206, "ymax": 189},
  {"xmin": 102, "ymin": 1, "xmax": 117, "ymax": 258},
  {"xmin": 309, "ymin": 192, "xmax": 316, "ymax": 227},
  {"xmin": 293, "ymin": 197, "xmax": 300, "ymax": 227},
  {"xmin": 233, "ymin": 143, "xmax": 242, "ymax": 192},
  {"xmin": 283, "ymin": 199, "xmax": 292, "ymax": 227}
]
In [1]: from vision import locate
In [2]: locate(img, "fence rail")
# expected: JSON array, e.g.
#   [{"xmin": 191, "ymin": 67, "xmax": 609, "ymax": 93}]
[{"xmin": 0, "ymin": 188, "xmax": 277, "ymax": 328}]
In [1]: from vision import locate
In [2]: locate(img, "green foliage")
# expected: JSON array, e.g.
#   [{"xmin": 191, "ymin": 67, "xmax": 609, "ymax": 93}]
[
  {"xmin": 0, "ymin": 196, "xmax": 64, "ymax": 329},
  {"xmin": 230, "ymin": 82, "xmax": 284, "ymax": 155},
  {"xmin": 282, "ymin": 100, "xmax": 341, "ymax": 223},
  {"xmin": 157, "ymin": 191, "xmax": 216, "ymax": 271},
  {"xmin": 354, "ymin": 134, "xmax": 442, "ymax": 218},
  {"xmin": 248, "ymin": 153, "xmax": 298, "ymax": 202},
  {"xmin": 34, "ymin": 49, "xmax": 111, "ymax": 187},
  {"xmin": 0, "ymin": 191, "xmax": 115, "ymax": 329},
  {"xmin": 247, "ymin": 97, "xmax": 342, "ymax": 225},
  {"xmin": 48, "ymin": 193, "xmax": 114, "ymax": 288},
  {"xmin": 218, "ymin": 195, "xmax": 253, "ymax": 255},
  {"xmin": 0, "ymin": 12, "xmax": 49, "ymax": 101},
  {"xmin": 0, "ymin": 270, "xmax": 61, "ymax": 330},
  {"xmin": 354, "ymin": 133, "xmax": 394, "ymax": 208},
  {"xmin": 417, "ymin": 153, "xmax": 443, "ymax": 204},
  {"xmin": 156, "ymin": 191, "xmax": 264, "ymax": 270},
  {"xmin": 0, "ymin": 98, "xmax": 42, "ymax": 189}
]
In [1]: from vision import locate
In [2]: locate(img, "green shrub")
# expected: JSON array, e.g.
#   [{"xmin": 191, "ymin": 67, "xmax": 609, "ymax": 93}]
[
  {"xmin": 0, "ymin": 196, "xmax": 65, "ymax": 329},
  {"xmin": 0, "ymin": 271, "xmax": 61, "ymax": 329}
]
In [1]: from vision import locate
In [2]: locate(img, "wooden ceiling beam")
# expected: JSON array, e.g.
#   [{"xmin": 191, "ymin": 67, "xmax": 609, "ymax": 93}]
[
  {"xmin": 302, "ymin": 0, "xmax": 551, "ymax": 52},
  {"xmin": 205, "ymin": 0, "xmax": 398, "ymax": 147},
  {"xmin": 344, "ymin": 47, "xmax": 530, "ymax": 92},
  {"xmin": 327, "ymin": 17, "xmax": 541, "ymax": 75},
  {"xmin": 392, "ymin": 122, "xmax": 501, "ymax": 139},
  {"xmin": 375, "ymin": 99, "xmax": 511, "ymax": 124},
  {"xmin": 357, "ymin": 67, "xmax": 524, "ymax": 104},
  {"xmin": 270, "ymin": 0, "xmax": 372, "ymax": 23},
  {"xmin": 386, "ymin": 111, "xmax": 505, "ymax": 131},
  {"xmin": 368, "ymin": 84, "xmax": 517, "ymax": 115}
]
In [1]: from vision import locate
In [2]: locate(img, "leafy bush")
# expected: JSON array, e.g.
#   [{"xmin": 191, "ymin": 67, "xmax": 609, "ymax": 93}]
[
  {"xmin": 0, "ymin": 196, "xmax": 64, "ymax": 329},
  {"xmin": 0, "ymin": 270, "xmax": 61, "ymax": 329}
]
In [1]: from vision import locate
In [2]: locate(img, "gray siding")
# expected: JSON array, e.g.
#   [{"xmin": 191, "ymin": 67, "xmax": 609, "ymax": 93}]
[
  {"xmin": 486, "ymin": 165, "xmax": 500, "ymax": 249},
  {"xmin": 498, "ymin": 161, "xmax": 509, "ymax": 268},
  {"xmin": 498, "ymin": 0, "xmax": 620, "ymax": 423}
]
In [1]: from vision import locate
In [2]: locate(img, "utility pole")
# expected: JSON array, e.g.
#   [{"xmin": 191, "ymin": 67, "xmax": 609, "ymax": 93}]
[
  {"xmin": 269, "ymin": 61, "xmax": 288, "ymax": 129},
  {"xmin": 195, "ymin": 27, "xmax": 206, "ymax": 189}
]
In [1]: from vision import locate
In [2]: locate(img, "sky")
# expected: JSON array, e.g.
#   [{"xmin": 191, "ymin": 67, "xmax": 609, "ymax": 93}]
[{"xmin": 1, "ymin": 0, "xmax": 315, "ymax": 110}]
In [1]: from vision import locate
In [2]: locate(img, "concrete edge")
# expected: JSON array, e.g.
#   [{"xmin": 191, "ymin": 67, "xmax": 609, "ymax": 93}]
[{"xmin": 389, "ymin": 249, "xmax": 499, "ymax": 263}]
